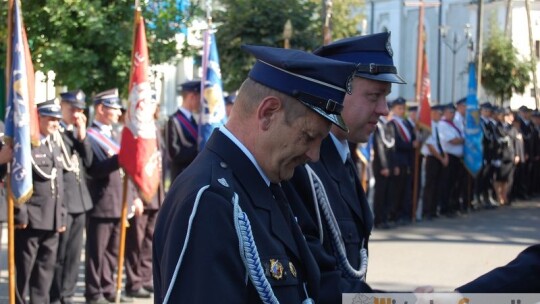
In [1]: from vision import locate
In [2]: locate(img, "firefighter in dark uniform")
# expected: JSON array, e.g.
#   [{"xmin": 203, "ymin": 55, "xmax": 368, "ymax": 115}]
[
  {"xmin": 153, "ymin": 45, "xmax": 358, "ymax": 303},
  {"xmin": 15, "ymin": 98, "xmax": 66, "ymax": 304},
  {"xmin": 50, "ymin": 90, "xmax": 93, "ymax": 304},
  {"xmin": 282, "ymin": 33, "xmax": 406, "ymax": 302},
  {"xmin": 85, "ymin": 89, "xmax": 141, "ymax": 304},
  {"xmin": 514, "ymin": 106, "xmax": 534, "ymax": 200},
  {"xmin": 477, "ymin": 102, "xmax": 498, "ymax": 208},
  {"xmin": 124, "ymin": 99, "xmax": 165, "ymax": 298},
  {"xmin": 389, "ymin": 97, "xmax": 417, "ymax": 223},
  {"xmin": 166, "ymin": 80, "xmax": 201, "ymax": 184},
  {"xmin": 373, "ymin": 112, "xmax": 396, "ymax": 229}
]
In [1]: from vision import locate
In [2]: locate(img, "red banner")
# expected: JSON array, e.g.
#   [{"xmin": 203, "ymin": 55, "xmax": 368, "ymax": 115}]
[
  {"xmin": 418, "ymin": 48, "xmax": 432, "ymax": 131},
  {"xmin": 118, "ymin": 11, "xmax": 160, "ymax": 203}
]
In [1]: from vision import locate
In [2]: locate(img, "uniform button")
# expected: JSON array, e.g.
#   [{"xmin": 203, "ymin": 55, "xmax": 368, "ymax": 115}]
[{"xmin": 220, "ymin": 162, "xmax": 227, "ymax": 168}]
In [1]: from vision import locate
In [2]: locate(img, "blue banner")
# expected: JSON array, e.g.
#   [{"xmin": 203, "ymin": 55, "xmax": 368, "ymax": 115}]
[
  {"xmin": 198, "ymin": 31, "xmax": 226, "ymax": 149},
  {"xmin": 5, "ymin": 0, "xmax": 33, "ymax": 204},
  {"xmin": 463, "ymin": 62, "xmax": 483, "ymax": 176}
]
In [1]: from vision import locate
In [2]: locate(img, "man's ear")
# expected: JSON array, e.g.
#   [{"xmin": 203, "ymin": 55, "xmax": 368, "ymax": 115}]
[
  {"xmin": 257, "ymin": 96, "xmax": 282, "ymax": 131},
  {"xmin": 95, "ymin": 104, "xmax": 104, "ymax": 116}
]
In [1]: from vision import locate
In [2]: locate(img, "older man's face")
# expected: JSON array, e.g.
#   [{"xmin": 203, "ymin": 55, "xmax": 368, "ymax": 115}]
[{"xmin": 263, "ymin": 103, "xmax": 331, "ymax": 182}]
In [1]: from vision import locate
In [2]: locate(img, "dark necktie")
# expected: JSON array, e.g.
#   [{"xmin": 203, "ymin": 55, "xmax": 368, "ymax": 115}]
[
  {"xmin": 269, "ymin": 183, "xmax": 291, "ymax": 228},
  {"xmin": 345, "ymin": 156, "xmax": 359, "ymax": 188}
]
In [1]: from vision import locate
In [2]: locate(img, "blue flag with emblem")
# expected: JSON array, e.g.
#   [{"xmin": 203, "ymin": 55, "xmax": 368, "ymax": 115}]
[
  {"xmin": 463, "ymin": 62, "xmax": 483, "ymax": 176},
  {"xmin": 198, "ymin": 31, "xmax": 226, "ymax": 149},
  {"xmin": 5, "ymin": 0, "xmax": 38, "ymax": 204}
]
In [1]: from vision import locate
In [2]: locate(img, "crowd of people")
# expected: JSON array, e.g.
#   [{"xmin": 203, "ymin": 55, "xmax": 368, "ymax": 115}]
[
  {"xmin": 366, "ymin": 96, "xmax": 540, "ymax": 229},
  {"xmin": 0, "ymin": 32, "xmax": 538, "ymax": 304}
]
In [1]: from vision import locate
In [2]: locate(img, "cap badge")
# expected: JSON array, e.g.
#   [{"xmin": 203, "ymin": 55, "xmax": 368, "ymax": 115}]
[
  {"xmin": 346, "ymin": 74, "xmax": 353, "ymax": 95},
  {"xmin": 386, "ymin": 35, "xmax": 394, "ymax": 57},
  {"xmin": 289, "ymin": 262, "xmax": 297, "ymax": 278},
  {"xmin": 269, "ymin": 259, "xmax": 284, "ymax": 280},
  {"xmin": 76, "ymin": 91, "xmax": 84, "ymax": 101}
]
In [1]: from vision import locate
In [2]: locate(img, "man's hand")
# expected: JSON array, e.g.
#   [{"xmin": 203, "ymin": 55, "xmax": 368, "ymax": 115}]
[
  {"xmin": 380, "ymin": 168, "xmax": 390, "ymax": 177},
  {"xmin": 441, "ymin": 154, "xmax": 449, "ymax": 167},
  {"xmin": 74, "ymin": 112, "xmax": 88, "ymax": 140},
  {"xmin": 132, "ymin": 198, "xmax": 144, "ymax": 217}
]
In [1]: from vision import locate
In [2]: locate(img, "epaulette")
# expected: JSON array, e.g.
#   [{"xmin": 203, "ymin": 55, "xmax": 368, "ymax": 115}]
[{"xmin": 208, "ymin": 159, "xmax": 235, "ymax": 203}]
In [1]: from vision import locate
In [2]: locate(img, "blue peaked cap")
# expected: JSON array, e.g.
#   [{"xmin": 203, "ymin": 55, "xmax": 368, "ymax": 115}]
[
  {"xmin": 38, "ymin": 98, "xmax": 62, "ymax": 119},
  {"xmin": 93, "ymin": 88, "xmax": 122, "ymax": 109},
  {"xmin": 243, "ymin": 44, "xmax": 357, "ymax": 131},
  {"xmin": 314, "ymin": 32, "xmax": 406, "ymax": 84},
  {"xmin": 60, "ymin": 89, "xmax": 86, "ymax": 109},
  {"xmin": 179, "ymin": 80, "xmax": 201, "ymax": 93}
]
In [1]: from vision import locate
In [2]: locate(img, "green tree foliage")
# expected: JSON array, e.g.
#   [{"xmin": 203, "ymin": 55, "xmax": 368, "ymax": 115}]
[
  {"xmin": 482, "ymin": 28, "xmax": 531, "ymax": 104},
  {"xmin": 327, "ymin": 0, "xmax": 364, "ymax": 40},
  {"xmin": 0, "ymin": 0, "xmax": 197, "ymax": 98},
  {"xmin": 214, "ymin": 0, "xmax": 364, "ymax": 92}
]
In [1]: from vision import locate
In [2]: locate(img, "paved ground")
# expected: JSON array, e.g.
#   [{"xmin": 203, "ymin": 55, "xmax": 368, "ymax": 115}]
[{"xmin": 0, "ymin": 199, "xmax": 538, "ymax": 303}]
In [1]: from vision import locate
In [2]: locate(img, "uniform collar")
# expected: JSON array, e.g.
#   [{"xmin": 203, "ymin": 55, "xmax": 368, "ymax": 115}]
[
  {"xmin": 329, "ymin": 132, "xmax": 349, "ymax": 164},
  {"xmin": 60, "ymin": 120, "xmax": 73, "ymax": 131},
  {"xmin": 40, "ymin": 134, "xmax": 50, "ymax": 145},
  {"xmin": 219, "ymin": 126, "xmax": 270, "ymax": 186},
  {"xmin": 179, "ymin": 107, "xmax": 193, "ymax": 121}
]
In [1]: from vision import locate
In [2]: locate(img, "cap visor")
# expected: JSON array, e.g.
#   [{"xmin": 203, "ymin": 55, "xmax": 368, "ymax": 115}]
[
  {"xmin": 298, "ymin": 100, "xmax": 349, "ymax": 132},
  {"xmin": 356, "ymin": 73, "xmax": 407, "ymax": 84}
]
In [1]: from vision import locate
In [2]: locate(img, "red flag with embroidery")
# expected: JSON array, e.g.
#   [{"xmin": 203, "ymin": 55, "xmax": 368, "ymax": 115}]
[
  {"xmin": 418, "ymin": 47, "xmax": 432, "ymax": 131},
  {"xmin": 118, "ymin": 11, "xmax": 160, "ymax": 203}
]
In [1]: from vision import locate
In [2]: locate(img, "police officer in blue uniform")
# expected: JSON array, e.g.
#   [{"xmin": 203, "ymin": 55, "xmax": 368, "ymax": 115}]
[
  {"xmin": 283, "ymin": 33, "xmax": 406, "ymax": 303},
  {"xmin": 50, "ymin": 90, "xmax": 94, "ymax": 304},
  {"xmin": 166, "ymin": 80, "xmax": 201, "ymax": 183},
  {"xmin": 15, "ymin": 98, "xmax": 66, "ymax": 304},
  {"xmin": 153, "ymin": 45, "xmax": 358, "ymax": 304}
]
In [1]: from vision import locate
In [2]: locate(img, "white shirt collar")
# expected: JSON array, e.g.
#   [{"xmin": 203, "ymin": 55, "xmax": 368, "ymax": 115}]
[
  {"xmin": 93, "ymin": 120, "xmax": 112, "ymax": 136},
  {"xmin": 60, "ymin": 120, "xmax": 73, "ymax": 131},
  {"xmin": 179, "ymin": 107, "xmax": 193, "ymax": 121},
  {"xmin": 219, "ymin": 126, "xmax": 271, "ymax": 186},
  {"xmin": 40, "ymin": 134, "xmax": 49, "ymax": 145},
  {"xmin": 329, "ymin": 133, "xmax": 349, "ymax": 164}
]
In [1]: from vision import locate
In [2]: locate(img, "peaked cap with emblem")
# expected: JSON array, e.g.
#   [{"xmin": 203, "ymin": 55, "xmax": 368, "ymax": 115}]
[
  {"xmin": 92, "ymin": 88, "xmax": 122, "ymax": 109},
  {"xmin": 177, "ymin": 80, "xmax": 206, "ymax": 94},
  {"xmin": 38, "ymin": 98, "xmax": 63, "ymax": 119},
  {"xmin": 242, "ymin": 44, "xmax": 358, "ymax": 131},
  {"xmin": 60, "ymin": 89, "xmax": 86, "ymax": 109},
  {"xmin": 313, "ymin": 32, "xmax": 406, "ymax": 84}
]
